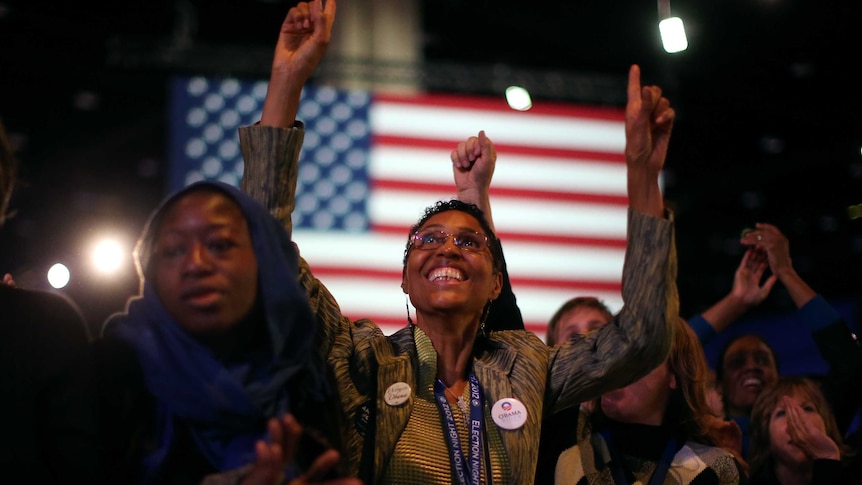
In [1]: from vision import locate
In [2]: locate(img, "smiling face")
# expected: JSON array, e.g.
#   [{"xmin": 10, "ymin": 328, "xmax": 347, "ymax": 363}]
[
  {"xmin": 150, "ymin": 190, "xmax": 259, "ymax": 335},
  {"xmin": 401, "ymin": 210, "xmax": 502, "ymax": 323},
  {"xmin": 721, "ymin": 335, "xmax": 779, "ymax": 417}
]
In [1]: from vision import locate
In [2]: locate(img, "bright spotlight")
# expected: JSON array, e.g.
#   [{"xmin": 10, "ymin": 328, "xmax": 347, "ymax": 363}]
[
  {"xmin": 91, "ymin": 238, "xmax": 127, "ymax": 275},
  {"xmin": 47, "ymin": 263, "xmax": 71, "ymax": 289},
  {"xmin": 505, "ymin": 86, "xmax": 532, "ymax": 111},
  {"xmin": 659, "ymin": 17, "xmax": 688, "ymax": 53}
]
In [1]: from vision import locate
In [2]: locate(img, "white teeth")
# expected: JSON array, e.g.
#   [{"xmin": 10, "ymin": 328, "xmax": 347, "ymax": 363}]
[
  {"xmin": 428, "ymin": 267, "xmax": 464, "ymax": 282},
  {"xmin": 743, "ymin": 378, "xmax": 762, "ymax": 387}
]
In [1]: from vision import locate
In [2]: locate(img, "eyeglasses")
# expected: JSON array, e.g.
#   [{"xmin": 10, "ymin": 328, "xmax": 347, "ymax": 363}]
[{"xmin": 410, "ymin": 229, "xmax": 491, "ymax": 252}]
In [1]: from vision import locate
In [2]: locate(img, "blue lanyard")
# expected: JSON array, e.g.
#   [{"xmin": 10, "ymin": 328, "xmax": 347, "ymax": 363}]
[
  {"xmin": 599, "ymin": 427, "xmax": 679, "ymax": 485},
  {"xmin": 434, "ymin": 371, "xmax": 484, "ymax": 485}
]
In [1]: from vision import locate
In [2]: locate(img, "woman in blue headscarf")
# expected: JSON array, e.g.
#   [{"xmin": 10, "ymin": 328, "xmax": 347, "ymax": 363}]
[{"xmin": 96, "ymin": 182, "xmax": 349, "ymax": 485}]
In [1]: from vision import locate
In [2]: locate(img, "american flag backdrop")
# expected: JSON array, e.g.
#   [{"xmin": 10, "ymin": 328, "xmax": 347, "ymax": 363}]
[{"xmin": 169, "ymin": 76, "xmax": 630, "ymax": 340}]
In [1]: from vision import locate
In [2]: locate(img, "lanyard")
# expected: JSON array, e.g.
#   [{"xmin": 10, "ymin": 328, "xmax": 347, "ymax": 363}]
[
  {"xmin": 599, "ymin": 427, "xmax": 679, "ymax": 485},
  {"xmin": 434, "ymin": 371, "xmax": 484, "ymax": 485}
]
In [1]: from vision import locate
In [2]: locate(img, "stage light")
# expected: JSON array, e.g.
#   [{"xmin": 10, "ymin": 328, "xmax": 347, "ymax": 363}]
[
  {"xmin": 659, "ymin": 17, "xmax": 688, "ymax": 53},
  {"xmin": 505, "ymin": 86, "xmax": 532, "ymax": 111},
  {"xmin": 657, "ymin": 0, "xmax": 688, "ymax": 54},
  {"xmin": 47, "ymin": 263, "xmax": 70, "ymax": 289},
  {"xmin": 91, "ymin": 238, "xmax": 128, "ymax": 275}
]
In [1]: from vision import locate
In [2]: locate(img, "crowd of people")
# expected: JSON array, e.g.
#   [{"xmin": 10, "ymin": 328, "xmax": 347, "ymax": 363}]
[{"xmin": 1, "ymin": 1, "xmax": 860, "ymax": 484}]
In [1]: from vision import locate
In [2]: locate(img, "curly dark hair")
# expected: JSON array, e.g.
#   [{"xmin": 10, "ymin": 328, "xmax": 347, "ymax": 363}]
[{"xmin": 402, "ymin": 199, "xmax": 503, "ymax": 274}]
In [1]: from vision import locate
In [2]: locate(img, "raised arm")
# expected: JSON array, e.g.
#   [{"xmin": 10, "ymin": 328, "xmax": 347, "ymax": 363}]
[
  {"xmin": 451, "ymin": 130, "xmax": 496, "ymax": 230},
  {"xmin": 743, "ymin": 223, "xmax": 862, "ymax": 433},
  {"xmin": 260, "ymin": 0, "xmax": 335, "ymax": 129},
  {"xmin": 450, "ymin": 131, "xmax": 524, "ymax": 331},
  {"xmin": 547, "ymin": 65, "xmax": 678, "ymax": 405},
  {"xmin": 240, "ymin": 0, "xmax": 335, "ymax": 231},
  {"xmin": 232, "ymin": 4, "xmax": 356, "ymax": 482}
]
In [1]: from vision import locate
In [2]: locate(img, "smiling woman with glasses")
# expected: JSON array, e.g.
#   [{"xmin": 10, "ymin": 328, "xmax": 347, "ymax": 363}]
[
  {"xmin": 402, "ymin": 200, "xmax": 502, "ymax": 276},
  {"xmin": 234, "ymin": 3, "xmax": 681, "ymax": 483}
]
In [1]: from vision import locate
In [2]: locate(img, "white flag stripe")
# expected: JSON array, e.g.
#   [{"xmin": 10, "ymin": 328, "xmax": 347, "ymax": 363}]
[
  {"xmin": 292, "ymin": 231, "xmax": 626, "ymax": 283},
  {"xmin": 368, "ymin": 189, "xmax": 630, "ymax": 239},
  {"xmin": 371, "ymin": 146, "xmax": 629, "ymax": 196},
  {"xmin": 371, "ymin": 102, "xmax": 626, "ymax": 153},
  {"xmin": 303, "ymin": 275, "xmax": 624, "ymax": 329},
  {"xmin": 503, "ymin": 239, "xmax": 624, "ymax": 282},
  {"xmin": 482, "ymin": 153, "xmax": 627, "ymax": 196}
]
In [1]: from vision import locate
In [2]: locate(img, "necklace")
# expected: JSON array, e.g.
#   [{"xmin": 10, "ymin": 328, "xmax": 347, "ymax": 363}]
[{"xmin": 440, "ymin": 381, "xmax": 470, "ymax": 417}]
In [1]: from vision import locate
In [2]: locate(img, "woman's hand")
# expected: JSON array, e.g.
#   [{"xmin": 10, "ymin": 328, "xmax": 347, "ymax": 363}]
[
  {"xmin": 241, "ymin": 414, "xmax": 361, "ymax": 485},
  {"xmin": 783, "ymin": 395, "xmax": 840, "ymax": 461},
  {"xmin": 624, "ymin": 64, "xmax": 675, "ymax": 218},
  {"xmin": 451, "ymin": 130, "xmax": 496, "ymax": 195},
  {"xmin": 450, "ymin": 131, "xmax": 497, "ymax": 229},
  {"xmin": 729, "ymin": 248, "xmax": 777, "ymax": 307},
  {"xmin": 261, "ymin": 0, "xmax": 337, "ymax": 128},
  {"xmin": 270, "ymin": 0, "xmax": 336, "ymax": 79}
]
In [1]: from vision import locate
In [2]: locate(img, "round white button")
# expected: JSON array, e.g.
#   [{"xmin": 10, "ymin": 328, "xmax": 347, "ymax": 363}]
[
  {"xmin": 491, "ymin": 398, "xmax": 528, "ymax": 430},
  {"xmin": 384, "ymin": 382, "xmax": 412, "ymax": 406}
]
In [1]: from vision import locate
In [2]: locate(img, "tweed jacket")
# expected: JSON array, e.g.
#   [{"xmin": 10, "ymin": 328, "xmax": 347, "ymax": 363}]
[{"xmin": 238, "ymin": 123, "xmax": 680, "ymax": 485}]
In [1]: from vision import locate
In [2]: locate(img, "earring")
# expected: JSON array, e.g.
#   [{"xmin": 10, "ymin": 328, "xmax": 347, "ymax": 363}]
[{"xmin": 479, "ymin": 300, "xmax": 492, "ymax": 337}]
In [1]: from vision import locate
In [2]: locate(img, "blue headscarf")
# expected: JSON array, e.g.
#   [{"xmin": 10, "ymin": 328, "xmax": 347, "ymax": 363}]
[{"xmin": 107, "ymin": 181, "xmax": 324, "ymax": 480}]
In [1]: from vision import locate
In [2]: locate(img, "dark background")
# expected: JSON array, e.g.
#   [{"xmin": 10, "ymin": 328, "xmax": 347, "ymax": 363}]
[{"xmin": 1, "ymin": 0, "xmax": 861, "ymax": 335}]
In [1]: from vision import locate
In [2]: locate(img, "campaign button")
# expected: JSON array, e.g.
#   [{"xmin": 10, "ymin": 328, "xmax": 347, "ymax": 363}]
[
  {"xmin": 491, "ymin": 398, "xmax": 528, "ymax": 430},
  {"xmin": 384, "ymin": 382, "xmax": 411, "ymax": 406}
]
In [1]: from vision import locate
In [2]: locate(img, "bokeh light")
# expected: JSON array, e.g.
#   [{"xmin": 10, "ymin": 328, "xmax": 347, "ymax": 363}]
[
  {"xmin": 91, "ymin": 238, "xmax": 128, "ymax": 275},
  {"xmin": 505, "ymin": 86, "xmax": 532, "ymax": 111},
  {"xmin": 47, "ymin": 263, "xmax": 70, "ymax": 289}
]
